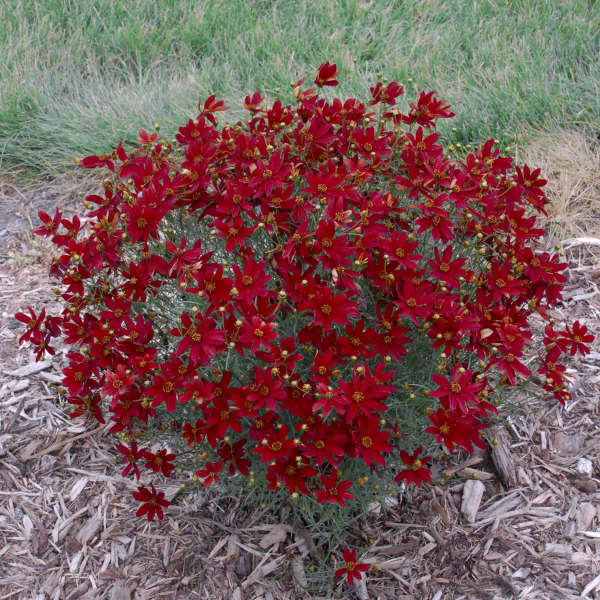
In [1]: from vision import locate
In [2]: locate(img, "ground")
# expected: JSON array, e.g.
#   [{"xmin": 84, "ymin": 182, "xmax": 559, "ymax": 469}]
[{"xmin": 0, "ymin": 175, "xmax": 599, "ymax": 600}]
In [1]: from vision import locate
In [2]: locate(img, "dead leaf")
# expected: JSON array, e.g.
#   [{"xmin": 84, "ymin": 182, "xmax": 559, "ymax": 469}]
[
  {"xmin": 432, "ymin": 500, "xmax": 451, "ymax": 525},
  {"xmin": 76, "ymin": 515, "xmax": 101, "ymax": 546},
  {"xmin": 291, "ymin": 557, "xmax": 307, "ymax": 588},
  {"xmin": 573, "ymin": 478, "xmax": 598, "ymax": 493},
  {"xmin": 31, "ymin": 527, "xmax": 49, "ymax": 556},
  {"xmin": 18, "ymin": 438, "xmax": 45, "ymax": 461},
  {"xmin": 259, "ymin": 524, "xmax": 287, "ymax": 549},
  {"xmin": 294, "ymin": 526, "xmax": 321, "ymax": 559}
]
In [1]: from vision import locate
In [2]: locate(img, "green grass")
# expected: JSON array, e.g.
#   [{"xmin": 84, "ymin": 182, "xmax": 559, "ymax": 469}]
[{"xmin": 0, "ymin": 0, "xmax": 599, "ymax": 181}]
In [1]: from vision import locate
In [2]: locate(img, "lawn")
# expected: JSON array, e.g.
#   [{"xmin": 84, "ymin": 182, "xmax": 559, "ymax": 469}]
[{"xmin": 0, "ymin": 0, "xmax": 598, "ymax": 182}]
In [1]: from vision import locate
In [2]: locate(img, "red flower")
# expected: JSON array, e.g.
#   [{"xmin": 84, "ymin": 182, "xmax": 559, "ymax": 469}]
[
  {"xmin": 14, "ymin": 307, "xmax": 46, "ymax": 344},
  {"xmin": 214, "ymin": 216, "xmax": 256, "ymax": 253},
  {"xmin": 314, "ymin": 219, "xmax": 354, "ymax": 268},
  {"xmin": 267, "ymin": 453, "xmax": 317, "ymax": 496},
  {"xmin": 429, "ymin": 245, "xmax": 468, "ymax": 290},
  {"xmin": 80, "ymin": 153, "xmax": 114, "ymax": 171},
  {"xmin": 395, "ymin": 446, "xmax": 432, "ymax": 487},
  {"xmin": 32, "ymin": 208, "xmax": 62, "ymax": 238},
  {"xmin": 199, "ymin": 94, "xmax": 228, "ymax": 125},
  {"xmin": 253, "ymin": 424, "xmax": 295, "ymax": 463},
  {"xmin": 335, "ymin": 548, "xmax": 369, "ymax": 584},
  {"xmin": 102, "ymin": 365, "xmax": 136, "ymax": 398},
  {"xmin": 402, "ymin": 90, "xmax": 455, "ymax": 129},
  {"xmin": 231, "ymin": 256, "xmax": 272, "ymax": 305},
  {"xmin": 195, "ymin": 461, "xmax": 223, "ymax": 487},
  {"xmin": 425, "ymin": 408, "xmax": 487, "ymax": 454},
  {"xmin": 315, "ymin": 474, "xmax": 354, "ymax": 507},
  {"xmin": 487, "ymin": 347, "xmax": 531, "ymax": 385},
  {"xmin": 170, "ymin": 311, "xmax": 226, "ymax": 366},
  {"xmin": 487, "ymin": 260, "xmax": 526, "ymax": 302},
  {"xmin": 351, "ymin": 416, "xmax": 393, "ymax": 467},
  {"xmin": 132, "ymin": 484, "xmax": 170, "ymax": 521},
  {"xmin": 146, "ymin": 372, "xmax": 180, "ymax": 413},
  {"xmin": 302, "ymin": 421, "xmax": 348, "ymax": 467},
  {"xmin": 116, "ymin": 441, "xmax": 144, "ymax": 479},
  {"xmin": 217, "ymin": 439, "xmax": 251, "ymax": 476},
  {"xmin": 300, "ymin": 286, "xmax": 359, "ymax": 332},
  {"xmin": 314, "ymin": 61, "xmax": 339, "ymax": 87},
  {"xmin": 337, "ymin": 365, "xmax": 394, "ymax": 423},
  {"xmin": 245, "ymin": 367, "xmax": 288, "ymax": 412},
  {"xmin": 124, "ymin": 196, "xmax": 166, "ymax": 244},
  {"xmin": 143, "ymin": 449, "xmax": 176, "ymax": 477},
  {"xmin": 238, "ymin": 316, "xmax": 278, "ymax": 352},
  {"xmin": 369, "ymin": 81, "xmax": 403, "ymax": 106},
  {"xmin": 244, "ymin": 91, "xmax": 264, "ymax": 113},
  {"xmin": 560, "ymin": 320, "xmax": 594, "ymax": 356},
  {"xmin": 430, "ymin": 366, "xmax": 485, "ymax": 414}
]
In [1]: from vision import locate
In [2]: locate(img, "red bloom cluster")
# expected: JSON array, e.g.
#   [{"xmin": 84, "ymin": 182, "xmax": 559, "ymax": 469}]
[{"xmin": 16, "ymin": 62, "xmax": 592, "ymax": 531}]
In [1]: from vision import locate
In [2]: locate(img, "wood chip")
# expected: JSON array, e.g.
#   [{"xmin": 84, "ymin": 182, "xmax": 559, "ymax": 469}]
[
  {"xmin": 581, "ymin": 573, "xmax": 600, "ymax": 598},
  {"xmin": 431, "ymin": 499, "xmax": 451, "ymax": 525},
  {"xmin": 553, "ymin": 431, "xmax": 584, "ymax": 456},
  {"xmin": 353, "ymin": 575, "xmax": 369, "ymax": 600},
  {"xmin": 490, "ymin": 425, "xmax": 517, "ymax": 487},
  {"xmin": 69, "ymin": 477, "xmax": 89, "ymax": 502},
  {"xmin": 576, "ymin": 502, "xmax": 597, "ymax": 532},
  {"xmin": 458, "ymin": 467, "xmax": 495, "ymax": 481},
  {"xmin": 5, "ymin": 359, "xmax": 53, "ymax": 377},
  {"xmin": 461, "ymin": 480, "xmax": 485, "ymax": 523},
  {"xmin": 544, "ymin": 543, "xmax": 572, "ymax": 557}
]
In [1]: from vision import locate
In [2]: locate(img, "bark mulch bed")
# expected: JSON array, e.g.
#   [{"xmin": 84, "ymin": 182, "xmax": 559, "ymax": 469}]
[{"xmin": 1, "ymin": 181, "xmax": 599, "ymax": 600}]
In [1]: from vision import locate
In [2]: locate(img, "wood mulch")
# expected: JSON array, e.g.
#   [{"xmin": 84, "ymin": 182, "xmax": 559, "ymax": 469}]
[{"xmin": 0, "ymin": 180, "xmax": 599, "ymax": 600}]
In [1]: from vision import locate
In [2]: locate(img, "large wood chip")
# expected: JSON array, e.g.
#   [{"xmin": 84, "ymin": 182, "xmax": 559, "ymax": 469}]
[
  {"xmin": 576, "ymin": 502, "xmax": 596, "ymax": 532},
  {"xmin": 431, "ymin": 499, "xmax": 451, "ymax": 525},
  {"xmin": 353, "ymin": 575, "xmax": 369, "ymax": 600},
  {"xmin": 581, "ymin": 573, "xmax": 600, "ymax": 598},
  {"xmin": 5, "ymin": 359, "xmax": 53, "ymax": 377},
  {"xmin": 545, "ymin": 542, "xmax": 572, "ymax": 557},
  {"xmin": 490, "ymin": 425, "xmax": 517, "ymax": 487},
  {"xmin": 553, "ymin": 431, "xmax": 584, "ymax": 456},
  {"xmin": 461, "ymin": 480, "xmax": 485, "ymax": 523},
  {"xmin": 226, "ymin": 533, "xmax": 241, "ymax": 561},
  {"xmin": 69, "ymin": 477, "xmax": 89, "ymax": 502}
]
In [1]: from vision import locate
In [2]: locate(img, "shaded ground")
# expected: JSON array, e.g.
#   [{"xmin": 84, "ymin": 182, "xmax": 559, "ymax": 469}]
[{"xmin": 0, "ymin": 177, "xmax": 599, "ymax": 600}]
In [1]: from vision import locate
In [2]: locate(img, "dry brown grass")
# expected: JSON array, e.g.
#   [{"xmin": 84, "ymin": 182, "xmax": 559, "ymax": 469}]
[{"xmin": 517, "ymin": 129, "xmax": 600, "ymax": 243}]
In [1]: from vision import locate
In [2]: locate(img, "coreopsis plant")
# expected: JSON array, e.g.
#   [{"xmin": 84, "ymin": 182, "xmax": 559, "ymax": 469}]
[{"xmin": 16, "ymin": 62, "xmax": 592, "ymax": 579}]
